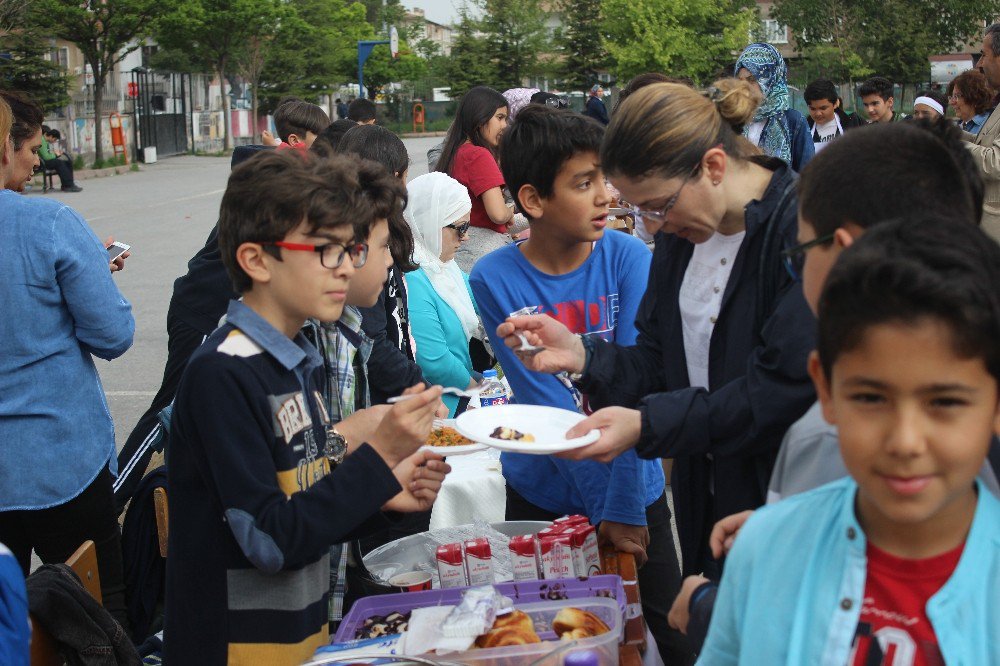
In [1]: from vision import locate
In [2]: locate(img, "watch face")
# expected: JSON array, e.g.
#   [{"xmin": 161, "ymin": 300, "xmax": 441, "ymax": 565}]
[{"xmin": 325, "ymin": 428, "xmax": 347, "ymax": 464}]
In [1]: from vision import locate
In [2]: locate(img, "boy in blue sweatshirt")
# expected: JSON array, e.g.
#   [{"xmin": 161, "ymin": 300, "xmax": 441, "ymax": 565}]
[
  {"xmin": 165, "ymin": 151, "xmax": 449, "ymax": 666},
  {"xmin": 470, "ymin": 105, "xmax": 688, "ymax": 662},
  {"xmin": 699, "ymin": 217, "xmax": 1000, "ymax": 664}
]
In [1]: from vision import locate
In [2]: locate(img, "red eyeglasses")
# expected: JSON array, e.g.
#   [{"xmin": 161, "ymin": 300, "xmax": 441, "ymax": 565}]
[{"xmin": 266, "ymin": 241, "xmax": 369, "ymax": 268}]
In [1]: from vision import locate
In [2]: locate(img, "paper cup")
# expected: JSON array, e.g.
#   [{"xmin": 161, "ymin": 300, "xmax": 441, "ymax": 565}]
[{"xmin": 387, "ymin": 571, "xmax": 433, "ymax": 592}]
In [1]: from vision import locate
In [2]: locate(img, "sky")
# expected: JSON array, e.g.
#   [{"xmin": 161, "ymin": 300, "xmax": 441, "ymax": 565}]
[{"xmin": 407, "ymin": 0, "xmax": 465, "ymax": 26}]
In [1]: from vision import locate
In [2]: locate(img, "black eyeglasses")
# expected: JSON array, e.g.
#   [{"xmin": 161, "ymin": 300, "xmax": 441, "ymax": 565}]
[
  {"xmin": 267, "ymin": 240, "xmax": 369, "ymax": 269},
  {"xmin": 780, "ymin": 233, "xmax": 834, "ymax": 280},
  {"xmin": 445, "ymin": 221, "xmax": 471, "ymax": 236}
]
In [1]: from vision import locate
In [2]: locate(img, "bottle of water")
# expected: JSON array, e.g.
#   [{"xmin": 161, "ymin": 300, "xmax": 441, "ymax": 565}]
[{"xmin": 479, "ymin": 369, "xmax": 510, "ymax": 407}]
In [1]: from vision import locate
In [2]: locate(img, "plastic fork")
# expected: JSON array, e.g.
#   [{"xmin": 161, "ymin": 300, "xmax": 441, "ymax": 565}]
[
  {"xmin": 387, "ymin": 386, "xmax": 477, "ymax": 404},
  {"xmin": 514, "ymin": 331, "xmax": 545, "ymax": 357}
]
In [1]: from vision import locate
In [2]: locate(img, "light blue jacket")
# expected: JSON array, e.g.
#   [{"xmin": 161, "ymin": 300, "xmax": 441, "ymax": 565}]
[
  {"xmin": 406, "ymin": 267, "xmax": 478, "ymax": 416},
  {"xmin": 0, "ymin": 190, "xmax": 133, "ymax": 510},
  {"xmin": 699, "ymin": 476, "xmax": 1000, "ymax": 665}
]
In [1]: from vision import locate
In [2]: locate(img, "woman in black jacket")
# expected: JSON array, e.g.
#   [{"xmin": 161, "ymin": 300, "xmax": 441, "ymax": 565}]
[{"xmin": 498, "ymin": 78, "xmax": 818, "ymax": 576}]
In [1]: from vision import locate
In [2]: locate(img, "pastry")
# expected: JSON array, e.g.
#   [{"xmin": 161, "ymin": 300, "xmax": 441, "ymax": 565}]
[
  {"xmin": 552, "ymin": 607, "xmax": 610, "ymax": 640},
  {"xmin": 474, "ymin": 610, "xmax": 541, "ymax": 648}
]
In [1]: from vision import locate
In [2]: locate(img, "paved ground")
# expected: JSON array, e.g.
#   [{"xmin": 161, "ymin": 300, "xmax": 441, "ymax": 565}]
[{"xmin": 28, "ymin": 136, "xmax": 442, "ymax": 451}]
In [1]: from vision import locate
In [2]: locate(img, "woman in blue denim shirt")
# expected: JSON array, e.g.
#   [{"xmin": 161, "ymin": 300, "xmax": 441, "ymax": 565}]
[{"xmin": 0, "ymin": 91, "xmax": 134, "ymax": 632}]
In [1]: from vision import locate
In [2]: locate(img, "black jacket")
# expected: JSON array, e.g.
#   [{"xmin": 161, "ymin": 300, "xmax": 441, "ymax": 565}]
[
  {"xmin": 169, "ymin": 226, "xmax": 235, "ymax": 336},
  {"xmin": 27, "ymin": 564, "xmax": 141, "ymax": 666},
  {"xmin": 359, "ymin": 265, "xmax": 425, "ymax": 404},
  {"xmin": 120, "ymin": 467, "xmax": 167, "ymax": 642},
  {"xmin": 579, "ymin": 158, "xmax": 817, "ymax": 575}
]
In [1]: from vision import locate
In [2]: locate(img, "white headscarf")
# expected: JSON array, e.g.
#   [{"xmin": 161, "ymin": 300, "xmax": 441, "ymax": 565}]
[{"xmin": 404, "ymin": 172, "xmax": 480, "ymax": 341}]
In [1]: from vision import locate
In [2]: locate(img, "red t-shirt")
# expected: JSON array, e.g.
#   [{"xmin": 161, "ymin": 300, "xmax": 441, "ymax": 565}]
[
  {"xmin": 848, "ymin": 541, "xmax": 964, "ymax": 666},
  {"xmin": 449, "ymin": 142, "xmax": 506, "ymax": 233}
]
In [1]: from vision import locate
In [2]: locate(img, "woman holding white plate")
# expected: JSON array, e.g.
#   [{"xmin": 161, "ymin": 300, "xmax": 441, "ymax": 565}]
[{"xmin": 495, "ymin": 79, "xmax": 818, "ymax": 580}]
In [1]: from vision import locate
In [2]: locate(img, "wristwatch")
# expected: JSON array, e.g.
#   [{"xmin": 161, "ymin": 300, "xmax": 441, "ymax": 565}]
[
  {"xmin": 324, "ymin": 428, "xmax": 347, "ymax": 467},
  {"xmin": 568, "ymin": 334, "xmax": 596, "ymax": 382}
]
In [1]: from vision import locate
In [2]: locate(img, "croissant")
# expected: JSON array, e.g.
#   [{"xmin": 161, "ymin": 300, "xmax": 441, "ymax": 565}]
[
  {"xmin": 552, "ymin": 607, "xmax": 611, "ymax": 640},
  {"xmin": 474, "ymin": 610, "xmax": 541, "ymax": 648}
]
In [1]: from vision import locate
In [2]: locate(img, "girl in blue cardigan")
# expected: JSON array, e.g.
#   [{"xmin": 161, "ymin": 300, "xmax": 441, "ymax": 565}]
[{"xmin": 404, "ymin": 172, "xmax": 487, "ymax": 416}]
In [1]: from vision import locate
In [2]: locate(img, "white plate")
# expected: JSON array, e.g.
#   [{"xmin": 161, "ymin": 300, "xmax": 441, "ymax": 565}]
[
  {"xmin": 421, "ymin": 419, "xmax": 487, "ymax": 456},
  {"xmin": 454, "ymin": 404, "xmax": 599, "ymax": 454}
]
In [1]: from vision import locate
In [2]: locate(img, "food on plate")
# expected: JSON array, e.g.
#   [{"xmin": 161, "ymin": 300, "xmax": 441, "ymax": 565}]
[
  {"xmin": 490, "ymin": 426, "xmax": 535, "ymax": 442},
  {"xmin": 552, "ymin": 607, "xmax": 611, "ymax": 640},
  {"xmin": 355, "ymin": 610, "xmax": 411, "ymax": 639},
  {"xmin": 427, "ymin": 426, "xmax": 473, "ymax": 447},
  {"xmin": 474, "ymin": 610, "xmax": 541, "ymax": 648}
]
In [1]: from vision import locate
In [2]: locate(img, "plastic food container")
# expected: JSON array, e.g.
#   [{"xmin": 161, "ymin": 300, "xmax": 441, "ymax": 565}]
[
  {"xmin": 450, "ymin": 596, "xmax": 622, "ymax": 665},
  {"xmin": 334, "ymin": 575, "xmax": 627, "ymax": 644}
]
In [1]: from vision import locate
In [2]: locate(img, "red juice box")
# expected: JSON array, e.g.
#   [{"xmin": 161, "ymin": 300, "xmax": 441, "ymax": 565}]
[
  {"xmin": 539, "ymin": 533, "xmax": 574, "ymax": 579},
  {"xmin": 509, "ymin": 535, "xmax": 540, "ymax": 581},
  {"xmin": 464, "ymin": 538, "xmax": 494, "ymax": 586},
  {"xmin": 553, "ymin": 514, "xmax": 590, "ymax": 529},
  {"xmin": 436, "ymin": 543, "xmax": 467, "ymax": 589},
  {"xmin": 567, "ymin": 524, "xmax": 602, "ymax": 577}
]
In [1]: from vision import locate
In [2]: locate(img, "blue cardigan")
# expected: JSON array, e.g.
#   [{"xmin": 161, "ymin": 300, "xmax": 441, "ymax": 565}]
[
  {"xmin": 406, "ymin": 267, "xmax": 478, "ymax": 416},
  {"xmin": 700, "ymin": 477, "xmax": 1000, "ymax": 664}
]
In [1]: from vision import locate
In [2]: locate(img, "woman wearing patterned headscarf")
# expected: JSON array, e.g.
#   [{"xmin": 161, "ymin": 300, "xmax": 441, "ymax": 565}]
[{"xmin": 734, "ymin": 42, "xmax": 814, "ymax": 171}]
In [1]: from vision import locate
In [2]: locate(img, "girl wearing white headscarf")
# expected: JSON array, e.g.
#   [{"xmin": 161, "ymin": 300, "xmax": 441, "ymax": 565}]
[{"xmin": 404, "ymin": 172, "xmax": 487, "ymax": 416}]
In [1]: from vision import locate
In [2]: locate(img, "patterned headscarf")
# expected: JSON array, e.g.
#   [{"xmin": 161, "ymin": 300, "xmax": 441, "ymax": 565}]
[
  {"xmin": 503, "ymin": 88, "xmax": 540, "ymax": 122},
  {"xmin": 735, "ymin": 43, "xmax": 792, "ymax": 164}
]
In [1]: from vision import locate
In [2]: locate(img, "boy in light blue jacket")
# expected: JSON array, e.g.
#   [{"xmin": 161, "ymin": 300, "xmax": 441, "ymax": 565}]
[{"xmin": 699, "ymin": 217, "xmax": 1000, "ymax": 664}]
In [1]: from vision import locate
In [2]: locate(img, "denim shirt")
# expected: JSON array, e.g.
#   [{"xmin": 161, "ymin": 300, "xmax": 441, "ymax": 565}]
[
  {"xmin": 223, "ymin": 301, "xmax": 323, "ymax": 390},
  {"xmin": 0, "ymin": 190, "xmax": 133, "ymax": 510},
  {"xmin": 962, "ymin": 112, "xmax": 991, "ymax": 135},
  {"xmin": 699, "ymin": 477, "xmax": 1000, "ymax": 665}
]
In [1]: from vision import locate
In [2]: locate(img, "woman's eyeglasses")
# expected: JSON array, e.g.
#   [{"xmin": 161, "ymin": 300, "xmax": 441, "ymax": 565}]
[
  {"xmin": 267, "ymin": 240, "xmax": 369, "ymax": 269},
  {"xmin": 780, "ymin": 233, "xmax": 834, "ymax": 280},
  {"xmin": 446, "ymin": 221, "xmax": 472, "ymax": 236},
  {"xmin": 625, "ymin": 163, "xmax": 701, "ymax": 224}
]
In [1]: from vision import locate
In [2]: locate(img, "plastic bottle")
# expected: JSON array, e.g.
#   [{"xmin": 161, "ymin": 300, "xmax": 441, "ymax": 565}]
[{"xmin": 479, "ymin": 369, "xmax": 509, "ymax": 407}]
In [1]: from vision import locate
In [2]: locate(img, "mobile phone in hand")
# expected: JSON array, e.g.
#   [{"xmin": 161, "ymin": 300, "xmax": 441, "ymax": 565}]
[{"xmin": 106, "ymin": 241, "xmax": 131, "ymax": 263}]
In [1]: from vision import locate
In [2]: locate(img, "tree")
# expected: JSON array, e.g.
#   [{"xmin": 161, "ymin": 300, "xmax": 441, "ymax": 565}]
[
  {"xmin": 556, "ymin": 0, "xmax": 610, "ymax": 89},
  {"xmin": 0, "ymin": 0, "xmax": 28, "ymax": 32},
  {"xmin": 602, "ymin": 0, "xmax": 757, "ymax": 85},
  {"xmin": 773, "ymin": 0, "xmax": 1000, "ymax": 83},
  {"xmin": 478, "ymin": 0, "xmax": 552, "ymax": 90},
  {"xmin": 361, "ymin": 37, "xmax": 427, "ymax": 98},
  {"xmin": 24, "ymin": 0, "xmax": 158, "ymax": 162},
  {"xmin": 156, "ymin": 0, "xmax": 283, "ymax": 150},
  {"xmin": 443, "ymin": 8, "xmax": 499, "ymax": 97},
  {"xmin": 257, "ymin": 0, "xmax": 371, "ymax": 113},
  {"xmin": 0, "ymin": 30, "xmax": 73, "ymax": 112}
]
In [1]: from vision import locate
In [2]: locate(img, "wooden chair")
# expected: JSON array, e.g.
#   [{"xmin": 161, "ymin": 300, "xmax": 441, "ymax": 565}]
[
  {"xmin": 29, "ymin": 540, "xmax": 102, "ymax": 665},
  {"xmin": 153, "ymin": 486, "xmax": 169, "ymax": 558}
]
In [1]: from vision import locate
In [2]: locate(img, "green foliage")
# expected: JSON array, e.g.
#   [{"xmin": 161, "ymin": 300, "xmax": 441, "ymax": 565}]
[
  {"xmin": 443, "ymin": 8, "xmax": 500, "ymax": 97},
  {"xmin": 556, "ymin": 0, "xmax": 610, "ymax": 89},
  {"xmin": 23, "ymin": 0, "xmax": 159, "ymax": 161},
  {"xmin": 478, "ymin": 0, "xmax": 553, "ymax": 90},
  {"xmin": 73, "ymin": 155, "xmax": 84, "ymax": 170},
  {"xmin": 361, "ymin": 37, "xmax": 427, "ymax": 98},
  {"xmin": 0, "ymin": 29, "xmax": 73, "ymax": 112},
  {"xmin": 156, "ymin": 0, "xmax": 284, "ymax": 147},
  {"xmin": 602, "ymin": 0, "xmax": 757, "ymax": 85},
  {"xmin": 257, "ymin": 0, "xmax": 370, "ymax": 112},
  {"xmin": 773, "ymin": 0, "xmax": 1000, "ymax": 83}
]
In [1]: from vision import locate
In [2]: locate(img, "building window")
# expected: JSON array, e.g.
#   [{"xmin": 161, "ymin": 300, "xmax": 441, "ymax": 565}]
[{"xmin": 761, "ymin": 19, "xmax": 788, "ymax": 44}]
